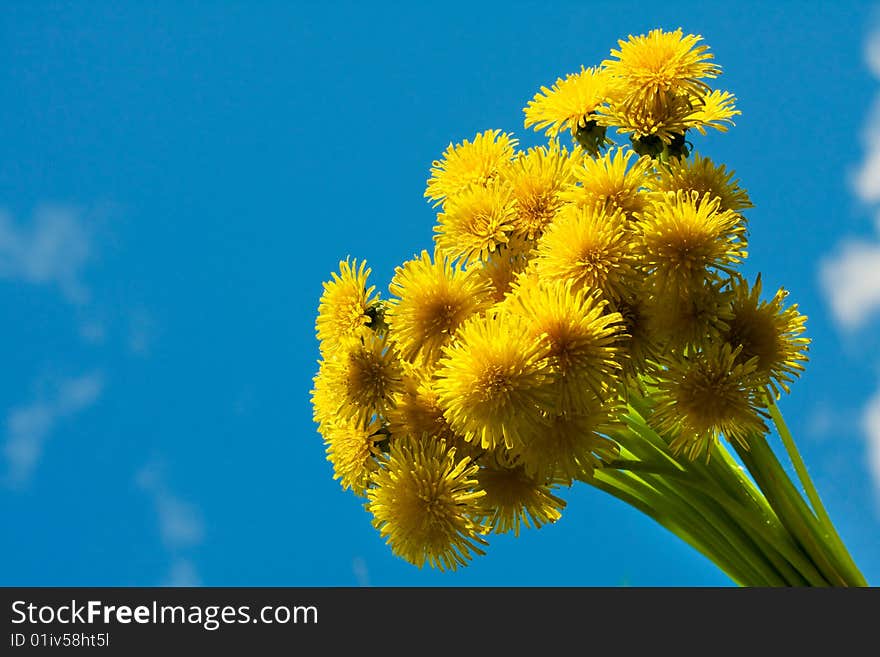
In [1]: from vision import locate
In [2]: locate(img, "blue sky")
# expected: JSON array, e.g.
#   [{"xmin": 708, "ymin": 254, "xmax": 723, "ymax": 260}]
[{"xmin": 1, "ymin": 1, "xmax": 879, "ymax": 587}]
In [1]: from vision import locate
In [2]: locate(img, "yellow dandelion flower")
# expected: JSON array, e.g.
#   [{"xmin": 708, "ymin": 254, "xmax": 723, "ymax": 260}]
[
  {"xmin": 523, "ymin": 66, "xmax": 610, "ymax": 153},
  {"xmin": 434, "ymin": 181, "xmax": 517, "ymax": 266},
  {"xmin": 313, "ymin": 333, "xmax": 403, "ymax": 425},
  {"xmin": 366, "ymin": 436, "xmax": 488, "ymax": 571},
  {"xmin": 651, "ymin": 343, "xmax": 768, "ymax": 461},
  {"xmin": 599, "ymin": 90, "xmax": 737, "ymax": 157},
  {"xmin": 686, "ymin": 89, "xmax": 739, "ymax": 135},
  {"xmin": 597, "ymin": 91, "xmax": 695, "ymax": 147},
  {"xmin": 610, "ymin": 291, "xmax": 664, "ymax": 384},
  {"xmin": 475, "ymin": 460, "xmax": 566, "ymax": 536},
  {"xmin": 435, "ymin": 312, "xmax": 551, "ymax": 450},
  {"xmin": 387, "ymin": 366, "xmax": 451, "ymax": 439},
  {"xmin": 310, "ymin": 362, "xmax": 342, "ymax": 429},
  {"xmin": 468, "ymin": 236, "xmax": 536, "ymax": 303},
  {"xmin": 532, "ymin": 203, "xmax": 639, "ymax": 301},
  {"xmin": 500, "ymin": 141, "xmax": 577, "ymax": 241},
  {"xmin": 643, "ymin": 275, "xmax": 734, "ymax": 352},
  {"xmin": 723, "ymin": 275, "xmax": 810, "ymax": 397},
  {"xmin": 647, "ymin": 152, "xmax": 752, "ymax": 213},
  {"xmin": 639, "ymin": 190, "xmax": 747, "ymax": 293},
  {"xmin": 315, "ymin": 258, "xmax": 379, "ymax": 353},
  {"xmin": 562, "ymin": 146, "xmax": 653, "ymax": 219},
  {"xmin": 505, "ymin": 275, "xmax": 625, "ymax": 409},
  {"xmin": 512, "ymin": 403, "xmax": 620, "ymax": 483},
  {"xmin": 602, "ymin": 28, "xmax": 720, "ymax": 112},
  {"xmin": 386, "ymin": 364, "xmax": 483, "ymax": 461},
  {"xmin": 387, "ymin": 249, "xmax": 494, "ymax": 364},
  {"xmin": 425, "ymin": 129, "xmax": 518, "ymax": 207},
  {"xmin": 321, "ymin": 416, "xmax": 385, "ymax": 496}
]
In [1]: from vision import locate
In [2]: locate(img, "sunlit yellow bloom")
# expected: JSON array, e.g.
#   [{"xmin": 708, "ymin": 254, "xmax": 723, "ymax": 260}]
[
  {"xmin": 723, "ymin": 275, "xmax": 810, "ymax": 397},
  {"xmin": 434, "ymin": 181, "xmax": 517, "ymax": 266},
  {"xmin": 687, "ymin": 89, "xmax": 739, "ymax": 135},
  {"xmin": 643, "ymin": 275, "xmax": 734, "ymax": 351},
  {"xmin": 600, "ymin": 90, "xmax": 738, "ymax": 149},
  {"xmin": 651, "ymin": 343, "xmax": 768, "ymax": 461},
  {"xmin": 505, "ymin": 275, "xmax": 625, "ymax": 409},
  {"xmin": 532, "ymin": 203, "xmax": 639, "ymax": 301},
  {"xmin": 512, "ymin": 404, "xmax": 620, "ymax": 483},
  {"xmin": 310, "ymin": 363, "xmax": 341, "ymax": 429},
  {"xmin": 315, "ymin": 258, "xmax": 379, "ymax": 353},
  {"xmin": 647, "ymin": 152, "xmax": 752, "ymax": 213},
  {"xmin": 501, "ymin": 142, "xmax": 577, "ymax": 241},
  {"xmin": 475, "ymin": 459, "xmax": 566, "ymax": 536},
  {"xmin": 597, "ymin": 92, "xmax": 695, "ymax": 145},
  {"xmin": 386, "ymin": 363, "xmax": 482, "ymax": 461},
  {"xmin": 425, "ymin": 129, "xmax": 518, "ymax": 207},
  {"xmin": 468, "ymin": 236, "xmax": 536, "ymax": 303},
  {"xmin": 562, "ymin": 146, "xmax": 653, "ymax": 219},
  {"xmin": 321, "ymin": 416, "xmax": 385, "ymax": 496},
  {"xmin": 312, "ymin": 333, "xmax": 402, "ymax": 425},
  {"xmin": 639, "ymin": 190, "xmax": 747, "ymax": 293},
  {"xmin": 435, "ymin": 312, "xmax": 552, "ymax": 450},
  {"xmin": 387, "ymin": 249, "xmax": 493, "ymax": 364},
  {"xmin": 602, "ymin": 28, "xmax": 720, "ymax": 112},
  {"xmin": 367, "ymin": 437, "xmax": 488, "ymax": 571},
  {"xmin": 610, "ymin": 291, "xmax": 663, "ymax": 384},
  {"xmin": 523, "ymin": 66, "xmax": 609, "ymax": 138}
]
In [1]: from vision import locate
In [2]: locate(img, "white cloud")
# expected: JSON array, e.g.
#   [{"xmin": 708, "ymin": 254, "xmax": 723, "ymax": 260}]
[
  {"xmin": 154, "ymin": 495, "xmax": 204, "ymax": 549},
  {"xmin": 0, "ymin": 205, "xmax": 92, "ymax": 304},
  {"xmin": 819, "ymin": 240, "xmax": 880, "ymax": 330},
  {"xmin": 864, "ymin": 387, "xmax": 880, "ymax": 503},
  {"xmin": 804, "ymin": 402, "xmax": 859, "ymax": 441},
  {"xmin": 56, "ymin": 374, "xmax": 104, "ymax": 414},
  {"xmin": 127, "ymin": 307, "xmax": 158, "ymax": 357},
  {"xmin": 854, "ymin": 116, "xmax": 880, "ymax": 204},
  {"xmin": 163, "ymin": 559, "xmax": 202, "ymax": 587},
  {"xmin": 78, "ymin": 319, "xmax": 106, "ymax": 345},
  {"xmin": 137, "ymin": 462, "xmax": 204, "ymax": 585},
  {"xmin": 826, "ymin": 27, "xmax": 880, "ymax": 333},
  {"xmin": 854, "ymin": 29, "xmax": 880, "ymax": 203},
  {"xmin": 2, "ymin": 372, "xmax": 104, "ymax": 486},
  {"xmin": 136, "ymin": 462, "xmax": 205, "ymax": 550},
  {"xmin": 352, "ymin": 556, "xmax": 370, "ymax": 587},
  {"xmin": 866, "ymin": 28, "xmax": 880, "ymax": 79},
  {"xmin": 825, "ymin": 25, "xmax": 880, "ymax": 513}
]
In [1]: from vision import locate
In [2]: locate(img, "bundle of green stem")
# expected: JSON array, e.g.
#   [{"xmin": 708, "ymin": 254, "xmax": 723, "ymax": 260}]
[
  {"xmin": 310, "ymin": 27, "xmax": 868, "ymax": 586},
  {"xmin": 597, "ymin": 388, "xmax": 866, "ymax": 586}
]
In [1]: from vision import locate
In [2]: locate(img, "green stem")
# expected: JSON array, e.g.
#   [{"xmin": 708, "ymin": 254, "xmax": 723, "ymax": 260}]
[
  {"xmin": 764, "ymin": 392, "xmax": 866, "ymax": 585},
  {"xmin": 733, "ymin": 438, "xmax": 851, "ymax": 586},
  {"xmin": 614, "ymin": 393, "xmax": 833, "ymax": 586},
  {"xmin": 602, "ymin": 428, "xmax": 789, "ymax": 586},
  {"xmin": 670, "ymin": 471, "xmax": 824, "ymax": 586},
  {"xmin": 590, "ymin": 468, "xmax": 759, "ymax": 585},
  {"xmin": 604, "ymin": 385, "xmax": 866, "ymax": 586},
  {"xmin": 699, "ymin": 444, "xmax": 829, "ymax": 586}
]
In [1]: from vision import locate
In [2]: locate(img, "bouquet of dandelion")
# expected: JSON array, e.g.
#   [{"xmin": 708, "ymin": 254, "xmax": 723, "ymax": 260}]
[{"xmin": 310, "ymin": 28, "xmax": 868, "ymax": 586}]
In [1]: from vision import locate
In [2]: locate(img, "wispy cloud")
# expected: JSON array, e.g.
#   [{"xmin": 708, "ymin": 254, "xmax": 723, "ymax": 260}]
[
  {"xmin": 2, "ymin": 372, "xmax": 104, "ymax": 487},
  {"xmin": 352, "ymin": 556, "xmax": 370, "ymax": 587},
  {"xmin": 864, "ymin": 387, "xmax": 880, "ymax": 505},
  {"xmin": 162, "ymin": 559, "xmax": 202, "ymax": 587},
  {"xmin": 136, "ymin": 461, "xmax": 205, "ymax": 584},
  {"xmin": 825, "ymin": 26, "xmax": 880, "ymax": 500},
  {"xmin": 0, "ymin": 205, "xmax": 93, "ymax": 304},
  {"xmin": 127, "ymin": 307, "xmax": 158, "ymax": 357},
  {"xmin": 852, "ymin": 95, "xmax": 880, "ymax": 204},
  {"xmin": 823, "ymin": 27, "xmax": 880, "ymax": 333},
  {"xmin": 136, "ymin": 462, "xmax": 205, "ymax": 550},
  {"xmin": 819, "ymin": 240, "xmax": 880, "ymax": 330}
]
